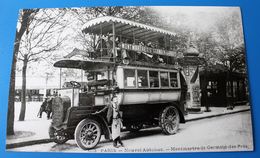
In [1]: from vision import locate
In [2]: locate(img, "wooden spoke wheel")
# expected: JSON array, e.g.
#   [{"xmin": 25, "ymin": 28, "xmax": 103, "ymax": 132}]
[
  {"xmin": 159, "ymin": 106, "xmax": 180, "ymax": 135},
  {"xmin": 74, "ymin": 119, "xmax": 101, "ymax": 150}
]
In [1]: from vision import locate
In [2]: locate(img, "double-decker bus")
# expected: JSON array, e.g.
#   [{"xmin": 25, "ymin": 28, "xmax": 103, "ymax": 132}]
[{"xmin": 49, "ymin": 16, "xmax": 187, "ymax": 150}]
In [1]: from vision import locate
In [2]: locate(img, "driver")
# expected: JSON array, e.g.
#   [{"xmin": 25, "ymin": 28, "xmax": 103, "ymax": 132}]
[{"xmin": 70, "ymin": 81, "xmax": 81, "ymax": 88}]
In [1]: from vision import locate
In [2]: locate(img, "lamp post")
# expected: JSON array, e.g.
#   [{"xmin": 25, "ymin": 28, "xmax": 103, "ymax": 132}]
[
  {"xmin": 45, "ymin": 72, "xmax": 51, "ymax": 97},
  {"xmin": 204, "ymin": 61, "xmax": 211, "ymax": 112},
  {"xmin": 201, "ymin": 41, "xmax": 211, "ymax": 112},
  {"xmin": 59, "ymin": 68, "xmax": 62, "ymax": 89},
  {"xmin": 225, "ymin": 59, "xmax": 233, "ymax": 110}
]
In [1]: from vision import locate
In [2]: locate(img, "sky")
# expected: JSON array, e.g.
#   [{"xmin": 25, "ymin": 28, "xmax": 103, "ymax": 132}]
[{"xmin": 150, "ymin": 6, "xmax": 242, "ymax": 33}]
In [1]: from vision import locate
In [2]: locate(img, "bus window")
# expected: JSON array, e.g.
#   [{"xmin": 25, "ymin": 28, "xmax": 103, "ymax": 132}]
[
  {"xmin": 124, "ymin": 69, "xmax": 136, "ymax": 88},
  {"xmin": 97, "ymin": 72, "xmax": 107, "ymax": 80},
  {"xmin": 137, "ymin": 70, "xmax": 148, "ymax": 88},
  {"xmin": 160, "ymin": 72, "xmax": 169, "ymax": 87},
  {"xmin": 149, "ymin": 71, "xmax": 159, "ymax": 88},
  {"xmin": 170, "ymin": 72, "xmax": 178, "ymax": 87}
]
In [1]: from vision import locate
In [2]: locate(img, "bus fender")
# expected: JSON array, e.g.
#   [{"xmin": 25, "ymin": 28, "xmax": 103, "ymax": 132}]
[{"xmin": 90, "ymin": 114, "xmax": 111, "ymax": 140}]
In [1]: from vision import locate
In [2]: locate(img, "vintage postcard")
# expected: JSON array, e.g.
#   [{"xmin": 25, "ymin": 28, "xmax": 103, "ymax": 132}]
[{"xmin": 6, "ymin": 6, "xmax": 253, "ymax": 153}]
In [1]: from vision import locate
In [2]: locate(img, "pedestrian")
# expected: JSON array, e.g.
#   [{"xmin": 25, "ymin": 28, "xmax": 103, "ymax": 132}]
[
  {"xmin": 111, "ymin": 95, "xmax": 124, "ymax": 148},
  {"xmin": 37, "ymin": 97, "xmax": 48, "ymax": 118},
  {"xmin": 93, "ymin": 94, "xmax": 124, "ymax": 148},
  {"xmin": 46, "ymin": 97, "xmax": 53, "ymax": 119}
]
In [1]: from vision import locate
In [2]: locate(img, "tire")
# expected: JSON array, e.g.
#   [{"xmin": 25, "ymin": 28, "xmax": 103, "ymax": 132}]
[
  {"xmin": 49, "ymin": 126, "xmax": 69, "ymax": 144},
  {"xmin": 159, "ymin": 106, "xmax": 180, "ymax": 135},
  {"xmin": 74, "ymin": 118, "xmax": 102, "ymax": 150}
]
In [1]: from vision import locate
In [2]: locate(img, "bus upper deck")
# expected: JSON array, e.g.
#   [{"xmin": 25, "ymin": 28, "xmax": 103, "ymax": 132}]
[{"xmin": 81, "ymin": 16, "xmax": 179, "ymax": 65}]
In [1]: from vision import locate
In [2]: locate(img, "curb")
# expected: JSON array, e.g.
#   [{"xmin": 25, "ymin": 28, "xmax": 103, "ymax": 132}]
[
  {"xmin": 185, "ymin": 108, "xmax": 250, "ymax": 122},
  {"xmin": 6, "ymin": 139, "xmax": 52, "ymax": 149},
  {"xmin": 6, "ymin": 108, "xmax": 250, "ymax": 149}
]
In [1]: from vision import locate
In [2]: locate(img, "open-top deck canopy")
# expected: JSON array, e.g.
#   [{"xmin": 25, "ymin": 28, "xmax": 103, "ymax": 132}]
[{"xmin": 82, "ymin": 16, "xmax": 176, "ymax": 41}]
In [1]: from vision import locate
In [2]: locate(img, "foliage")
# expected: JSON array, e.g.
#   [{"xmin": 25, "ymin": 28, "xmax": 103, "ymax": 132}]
[
  {"xmin": 7, "ymin": 9, "xmax": 39, "ymax": 134},
  {"xmin": 16, "ymin": 9, "xmax": 68, "ymax": 121},
  {"xmin": 11, "ymin": 7, "xmax": 247, "ymax": 125},
  {"xmin": 17, "ymin": 9, "xmax": 67, "ymax": 64}
]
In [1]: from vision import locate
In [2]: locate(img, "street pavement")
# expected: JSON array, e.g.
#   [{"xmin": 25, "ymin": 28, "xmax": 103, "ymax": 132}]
[
  {"xmin": 7, "ymin": 111, "xmax": 253, "ymax": 153},
  {"xmin": 5, "ymin": 104, "xmax": 251, "ymax": 151}
]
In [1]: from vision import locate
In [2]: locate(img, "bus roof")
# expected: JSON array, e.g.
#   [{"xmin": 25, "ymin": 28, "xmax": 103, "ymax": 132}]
[
  {"xmin": 54, "ymin": 59, "xmax": 179, "ymax": 71},
  {"xmin": 53, "ymin": 59, "xmax": 115, "ymax": 70},
  {"xmin": 82, "ymin": 16, "xmax": 176, "ymax": 41}
]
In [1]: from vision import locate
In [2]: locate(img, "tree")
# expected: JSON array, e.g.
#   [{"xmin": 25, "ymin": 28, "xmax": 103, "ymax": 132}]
[
  {"xmin": 7, "ymin": 9, "xmax": 38, "ymax": 135},
  {"xmin": 213, "ymin": 9, "xmax": 245, "ymax": 71},
  {"xmin": 145, "ymin": 8, "xmax": 193, "ymax": 56},
  {"xmin": 17, "ymin": 9, "xmax": 67, "ymax": 121}
]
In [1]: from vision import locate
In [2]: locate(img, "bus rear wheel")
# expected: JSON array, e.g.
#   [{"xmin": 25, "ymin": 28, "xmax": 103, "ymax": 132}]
[
  {"xmin": 74, "ymin": 119, "xmax": 101, "ymax": 150},
  {"xmin": 159, "ymin": 106, "xmax": 180, "ymax": 135}
]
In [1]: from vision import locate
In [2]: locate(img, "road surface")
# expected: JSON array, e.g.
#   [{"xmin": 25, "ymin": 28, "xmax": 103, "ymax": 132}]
[{"xmin": 8, "ymin": 111, "xmax": 253, "ymax": 153}]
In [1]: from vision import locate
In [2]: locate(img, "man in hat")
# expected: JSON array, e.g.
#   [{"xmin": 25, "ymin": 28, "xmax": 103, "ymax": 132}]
[
  {"xmin": 111, "ymin": 95, "xmax": 124, "ymax": 148},
  {"xmin": 94, "ymin": 94, "xmax": 124, "ymax": 148}
]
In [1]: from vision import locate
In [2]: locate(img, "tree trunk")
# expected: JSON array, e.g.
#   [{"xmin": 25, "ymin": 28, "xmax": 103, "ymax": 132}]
[
  {"xmin": 7, "ymin": 9, "xmax": 37, "ymax": 135},
  {"xmin": 6, "ymin": 41, "xmax": 18, "ymax": 135},
  {"xmin": 230, "ymin": 71, "xmax": 234, "ymax": 99},
  {"xmin": 19, "ymin": 56, "xmax": 28, "ymax": 121}
]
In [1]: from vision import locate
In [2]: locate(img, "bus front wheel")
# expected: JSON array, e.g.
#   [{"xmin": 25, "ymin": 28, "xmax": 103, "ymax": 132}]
[{"xmin": 74, "ymin": 118, "xmax": 101, "ymax": 150}]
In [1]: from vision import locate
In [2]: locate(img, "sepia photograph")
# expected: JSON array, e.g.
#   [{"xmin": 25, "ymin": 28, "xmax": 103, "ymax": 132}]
[{"xmin": 5, "ymin": 6, "xmax": 253, "ymax": 153}]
